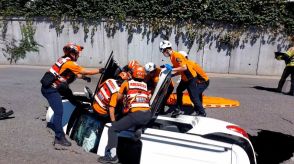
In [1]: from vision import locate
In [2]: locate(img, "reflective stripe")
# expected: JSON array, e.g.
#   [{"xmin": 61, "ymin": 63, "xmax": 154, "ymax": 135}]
[
  {"xmin": 130, "ymin": 103, "xmax": 150, "ymax": 108},
  {"xmin": 106, "ymin": 79, "xmax": 120, "ymax": 93},
  {"xmin": 100, "ymin": 87, "xmax": 110, "ymax": 99},
  {"xmin": 128, "ymin": 93, "xmax": 149, "ymax": 98},
  {"xmin": 49, "ymin": 67, "xmax": 58, "ymax": 75},
  {"xmin": 55, "ymin": 58, "xmax": 69, "ymax": 67},
  {"xmin": 48, "ymin": 57, "xmax": 72, "ymax": 88},
  {"xmin": 49, "ymin": 68, "xmax": 67, "ymax": 82},
  {"xmin": 94, "ymin": 95, "xmax": 107, "ymax": 109},
  {"xmin": 93, "ymin": 79, "xmax": 120, "ymax": 111},
  {"xmin": 128, "ymin": 80, "xmax": 148, "ymax": 91},
  {"xmin": 126, "ymin": 80, "xmax": 150, "ymax": 110}
]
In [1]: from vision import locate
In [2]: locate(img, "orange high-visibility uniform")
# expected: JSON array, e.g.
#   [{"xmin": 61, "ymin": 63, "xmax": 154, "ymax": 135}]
[
  {"xmin": 49, "ymin": 57, "xmax": 84, "ymax": 88},
  {"xmin": 170, "ymin": 51, "xmax": 197, "ymax": 81},
  {"xmin": 119, "ymin": 80, "xmax": 150, "ymax": 113},
  {"xmin": 93, "ymin": 79, "xmax": 120, "ymax": 115}
]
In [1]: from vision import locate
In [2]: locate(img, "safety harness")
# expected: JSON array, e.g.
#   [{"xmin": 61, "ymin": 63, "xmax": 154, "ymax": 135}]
[{"xmin": 49, "ymin": 57, "xmax": 72, "ymax": 88}]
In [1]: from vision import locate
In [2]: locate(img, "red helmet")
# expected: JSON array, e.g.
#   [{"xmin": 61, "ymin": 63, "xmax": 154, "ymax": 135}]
[
  {"xmin": 128, "ymin": 60, "xmax": 139, "ymax": 70},
  {"xmin": 63, "ymin": 42, "xmax": 84, "ymax": 55},
  {"xmin": 132, "ymin": 66, "xmax": 146, "ymax": 79}
]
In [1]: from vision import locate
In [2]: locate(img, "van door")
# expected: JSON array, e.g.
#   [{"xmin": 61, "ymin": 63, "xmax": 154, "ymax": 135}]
[
  {"xmin": 91, "ymin": 51, "xmax": 121, "ymax": 105},
  {"xmin": 140, "ymin": 128, "xmax": 233, "ymax": 164}
]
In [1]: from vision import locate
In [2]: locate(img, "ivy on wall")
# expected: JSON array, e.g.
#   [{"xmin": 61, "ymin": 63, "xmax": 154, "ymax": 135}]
[
  {"xmin": 0, "ymin": 0, "xmax": 293, "ymax": 56},
  {"xmin": 0, "ymin": 0, "xmax": 293, "ymax": 33},
  {"xmin": 1, "ymin": 22, "xmax": 41, "ymax": 64}
]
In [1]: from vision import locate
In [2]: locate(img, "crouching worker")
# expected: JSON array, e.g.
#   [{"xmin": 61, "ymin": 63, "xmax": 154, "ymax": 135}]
[
  {"xmin": 92, "ymin": 72, "xmax": 130, "ymax": 123},
  {"xmin": 98, "ymin": 66, "xmax": 152, "ymax": 164},
  {"xmin": 144, "ymin": 62, "xmax": 174, "ymax": 114},
  {"xmin": 41, "ymin": 42, "xmax": 104, "ymax": 147}
]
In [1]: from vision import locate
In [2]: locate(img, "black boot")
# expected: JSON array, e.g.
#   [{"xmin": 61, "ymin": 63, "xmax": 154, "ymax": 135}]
[
  {"xmin": 198, "ymin": 109, "xmax": 207, "ymax": 117},
  {"xmin": 198, "ymin": 112, "xmax": 207, "ymax": 117},
  {"xmin": 54, "ymin": 136, "xmax": 72, "ymax": 147},
  {"xmin": 171, "ymin": 107, "xmax": 184, "ymax": 118},
  {"xmin": 97, "ymin": 151, "xmax": 119, "ymax": 164}
]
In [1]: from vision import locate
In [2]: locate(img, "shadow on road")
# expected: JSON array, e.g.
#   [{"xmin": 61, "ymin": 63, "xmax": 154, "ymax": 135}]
[
  {"xmin": 249, "ymin": 130, "xmax": 294, "ymax": 164},
  {"xmin": 252, "ymin": 86, "xmax": 280, "ymax": 93}
]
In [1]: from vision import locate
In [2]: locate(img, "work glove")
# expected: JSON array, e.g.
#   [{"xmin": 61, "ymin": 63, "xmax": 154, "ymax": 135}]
[
  {"xmin": 160, "ymin": 64, "xmax": 173, "ymax": 71},
  {"xmin": 82, "ymin": 76, "xmax": 91, "ymax": 83},
  {"xmin": 99, "ymin": 68, "xmax": 106, "ymax": 74}
]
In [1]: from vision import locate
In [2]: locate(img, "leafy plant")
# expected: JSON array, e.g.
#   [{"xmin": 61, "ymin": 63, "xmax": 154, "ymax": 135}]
[
  {"xmin": 0, "ymin": 0, "xmax": 293, "ymax": 53},
  {"xmin": 2, "ymin": 22, "xmax": 41, "ymax": 64}
]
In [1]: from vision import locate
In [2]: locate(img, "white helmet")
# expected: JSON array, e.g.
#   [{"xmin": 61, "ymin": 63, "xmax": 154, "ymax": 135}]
[
  {"xmin": 179, "ymin": 50, "xmax": 188, "ymax": 59},
  {"xmin": 159, "ymin": 40, "xmax": 172, "ymax": 52},
  {"xmin": 144, "ymin": 62, "xmax": 156, "ymax": 73}
]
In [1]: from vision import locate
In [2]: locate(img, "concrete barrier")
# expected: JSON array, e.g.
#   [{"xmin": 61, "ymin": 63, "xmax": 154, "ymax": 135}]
[{"xmin": 0, "ymin": 19, "xmax": 290, "ymax": 76}]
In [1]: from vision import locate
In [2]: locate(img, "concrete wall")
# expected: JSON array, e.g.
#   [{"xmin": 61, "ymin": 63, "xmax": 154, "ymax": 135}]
[{"xmin": 0, "ymin": 20, "xmax": 289, "ymax": 75}]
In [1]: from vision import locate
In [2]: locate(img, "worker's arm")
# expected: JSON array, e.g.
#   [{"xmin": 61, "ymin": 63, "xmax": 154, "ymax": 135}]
[
  {"xmin": 172, "ymin": 65, "xmax": 187, "ymax": 72},
  {"xmin": 80, "ymin": 68, "xmax": 104, "ymax": 75},
  {"xmin": 109, "ymin": 106, "xmax": 116, "ymax": 122},
  {"xmin": 108, "ymin": 92, "xmax": 119, "ymax": 122}
]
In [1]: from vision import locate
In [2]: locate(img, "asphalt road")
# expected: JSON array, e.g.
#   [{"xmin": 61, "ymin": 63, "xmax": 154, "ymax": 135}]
[{"xmin": 0, "ymin": 65, "xmax": 293, "ymax": 164}]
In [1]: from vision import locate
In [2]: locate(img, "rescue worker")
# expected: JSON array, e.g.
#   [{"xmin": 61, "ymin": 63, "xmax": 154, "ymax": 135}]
[
  {"xmin": 276, "ymin": 37, "xmax": 294, "ymax": 96},
  {"xmin": 92, "ymin": 72, "xmax": 130, "ymax": 123},
  {"xmin": 144, "ymin": 62, "xmax": 174, "ymax": 114},
  {"xmin": 159, "ymin": 40, "xmax": 207, "ymax": 117},
  {"xmin": 144, "ymin": 62, "xmax": 161, "ymax": 93},
  {"xmin": 98, "ymin": 66, "xmax": 152, "ymax": 163},
  {"xmin": 121, "ymin": 60, "xmax": 140, "ymax": 75},
  {"xmin": 179, "ymin": 51, "xmax": 210, "ymax": 104},
  {"xmin": 117, "ymin": 60, "xmax": 142, "ymax": 81},
  {"xmin": 41, "ymin": 42, "xmax": 104, "ymax": 147}
]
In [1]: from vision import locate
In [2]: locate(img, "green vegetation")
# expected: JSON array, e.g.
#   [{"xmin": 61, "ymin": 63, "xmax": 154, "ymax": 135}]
[
  {"xmin": 1, "ymin": 22, "xmax": 41, "ymax": 64},
  {"xmin": 0, "ymin": 0, "xmax": 293, "ymax": 57},
  {"xmin": 0, "ymin": 0, "xmax": 293, "ymax": 33}
]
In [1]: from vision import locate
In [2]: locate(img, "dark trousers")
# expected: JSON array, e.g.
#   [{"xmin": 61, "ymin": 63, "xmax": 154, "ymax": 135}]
[
  {"xmin": 58, "ymin": 86, "xmax": 81, "ymax": 106},
  {"xmin": 177, "ymin": 77, "xmax": 206, "ymax": 115},
  {"xmin": 278, "ymin": 66, "xmax": 294, "ymax": 94},
  {"xmin": 105, "ymin": 110, "xmax": 152, "ymax": 153},
  {"xmin": 197, "ymin": 80, "xmax": 210, "ymax": 103},
  {"xmin": 41, "ymin": 87, "xmax": 64, "ymax": 139}
]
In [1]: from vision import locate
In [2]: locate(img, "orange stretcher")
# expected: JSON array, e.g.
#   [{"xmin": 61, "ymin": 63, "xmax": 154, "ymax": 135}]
[{"xmin": 166, "ymin": 93, "xmax": 240, "ymax": 108}]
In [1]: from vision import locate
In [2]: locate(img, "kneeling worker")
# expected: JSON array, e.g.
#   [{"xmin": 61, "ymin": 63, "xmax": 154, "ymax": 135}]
[
  {"xmin": 98, "ymin": 66, "xmax": 152, "ymax": 163},
  {"xmin": 92, "ymin": 72, "xmax": 130, "ymax": 123}
]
